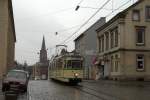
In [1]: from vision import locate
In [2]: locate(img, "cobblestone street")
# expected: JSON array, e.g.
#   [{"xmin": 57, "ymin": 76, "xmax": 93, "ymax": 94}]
[{"xmin": 1, "ymin": 80, "xmax": 150, "ymax": 100}]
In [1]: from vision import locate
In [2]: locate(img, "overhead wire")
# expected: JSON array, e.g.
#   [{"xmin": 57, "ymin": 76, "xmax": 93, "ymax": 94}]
[
  {"xmin": 56, "ymin": 24, "xmax": 81, "ymax": 33},
  {"xmin": 105, "ymin": 0, "xmax": 132, "ymax": 17},
  {"xmin": 78, "ymin": 0, "xmax": 84, "ymax": 5},
  {"xmin": 17, "ymin": 7, "xmax": 75, "ymax": 21},
  {"xmin": 45, "ymin": 0, "xmax": 133, "ymax": 54},
  {"xmin": 55, "ymin": 19, "xmax": 99, "ymax": 34},
  {"xmin": 58, "ymin": 0, "xmax": 132, "ymax": 45},
  {"xmin": 80, "ymin": 6, "xmax": 124, "ymax": 11},
  {"xmin": 59, "ymin": 0, "xmax": 111, "ymax": 45}
]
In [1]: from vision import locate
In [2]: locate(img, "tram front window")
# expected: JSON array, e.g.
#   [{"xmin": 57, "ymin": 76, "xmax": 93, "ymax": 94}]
[
  {"xmin": 72, "ymin": 60, "xmax": 81, "ymax": 69},
  {"xmin": 66, "ymin": 60, "xmax": 82, "ymax": 69}
]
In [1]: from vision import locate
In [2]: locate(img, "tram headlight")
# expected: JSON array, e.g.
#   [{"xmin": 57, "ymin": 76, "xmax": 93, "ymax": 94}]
[{"xmin": 75, "ymin": 73, "xmax": 79, "ymax": 77}]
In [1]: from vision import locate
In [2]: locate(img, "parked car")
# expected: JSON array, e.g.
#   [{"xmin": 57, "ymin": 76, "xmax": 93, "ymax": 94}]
[{"xmin": 2, "ymin": 70, "xmax": 29, "ymax": 92}]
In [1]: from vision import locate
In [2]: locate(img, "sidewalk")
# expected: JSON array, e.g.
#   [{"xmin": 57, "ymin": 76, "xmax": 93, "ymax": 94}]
[
  {"xmin": 81, "ymin": 80, "xmax": 150, "ymax": 100},
  {"xmin": 0, "ymin": 80, "xmax": 4, "ymax": 100},
  {"xmin": 0, "ymin": 79, "xmax": 2, "ymax": 91},
  {"xmin": 0, "ymin": 80, "xmax": 2, "ymax": 88},
  {"xmin": 82, "ymin": 79, "xmax": 150, "ymax": 87}
]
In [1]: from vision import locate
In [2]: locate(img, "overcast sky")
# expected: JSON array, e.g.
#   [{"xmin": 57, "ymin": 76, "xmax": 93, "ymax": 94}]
[{"xmin": 12, "ymin": 0, "xmax": 137, "ymax": 65}]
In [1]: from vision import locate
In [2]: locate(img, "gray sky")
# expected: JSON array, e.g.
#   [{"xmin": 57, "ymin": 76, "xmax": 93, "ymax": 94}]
[{"xmin": 12, "ymin": 0, "xmax": 137, "ymax": 65}]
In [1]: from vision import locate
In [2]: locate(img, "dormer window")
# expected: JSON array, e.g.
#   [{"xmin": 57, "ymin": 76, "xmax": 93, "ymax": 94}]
[{"xmin": 132, "ymin": 10, "xmax": 140, "ymax": 21}]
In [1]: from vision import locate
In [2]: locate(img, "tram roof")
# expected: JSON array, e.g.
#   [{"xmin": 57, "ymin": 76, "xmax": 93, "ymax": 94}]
[{"xmin": 50, "ymin": 53, "xmax": 82, "ymax": 60}]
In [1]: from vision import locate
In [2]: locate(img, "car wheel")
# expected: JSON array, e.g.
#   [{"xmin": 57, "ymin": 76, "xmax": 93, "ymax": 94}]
[
  {"xmin": 23, "ymin": 86, "xmax": 27, "ymax": 93},
  {"xmin": 24, "ymin": 88, "xmax": 27, "ymax": 92}
]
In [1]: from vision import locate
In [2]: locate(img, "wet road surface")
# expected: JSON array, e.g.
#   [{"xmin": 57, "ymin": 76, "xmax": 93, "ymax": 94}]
[
  {"xmin": 1, "ymin": 80, "xmax": 150, "ymax": 100},
  {"xmin": 81, "ymin": 80, "xmax": 150, "ymax": 100},
  {"xmin": 27, "ymin": 80, "xmax": 103, "ymax": 100}
]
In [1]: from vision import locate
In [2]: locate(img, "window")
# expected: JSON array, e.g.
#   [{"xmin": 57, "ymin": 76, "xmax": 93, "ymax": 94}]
[
  {"xmin": 7, "ymin": 71, "xmax": 26, "ymax": 79},
  {"xmin": 132, "ymin": 10, "xmax": 140, "ymax": 21},
  {"xmin": 105, "ymin": 32, "xmax": 109, "ymax": 50},
  {"xmin": 66, "ymin": 60, "xmax": 82, "ymax": 69},
  {"xmin": 72, "ymin": 60, "xmax": 82, "ymax": 69},
  {"xmin": 58, "ymin": 60, "xmax": 62, "ymax": 69},
  {"xmin": 114, "ymin": 28, "xmax": 118, "ymax": 47},
  {"xmin": 115, "ymin": 55, "xmax": 119, "ymax": 72},
  {"xmin": 98, "ymin": 37, "xmax": 101, "ymax": 53},
  {"xmin": 146, "ymin": 6, "xmax": 150, "ymax": 20},
  {"xmin": 64, "ymin": 60, "xmax": 67, "ymax": 68},
  {"xmin": 136, "ymin": 55, "xmax": 144, "ymax": 71},
  {"xmin": 102, "ymin": 35, "xmax": 104, "ymax": 52},
  {"xmin": 136, "ymin": 26, "xmax": 145, "ymax": 45},
  {"xmin": 111, "ymin": 56, "xmax": 114, "ymax": 72},
  {"xmin": 110, "ymin": 31, "xmax": 114, "ymax": 48},
  {"xmin": 67, "ymin": 60, "xmax": 72, "ymax": 68}
]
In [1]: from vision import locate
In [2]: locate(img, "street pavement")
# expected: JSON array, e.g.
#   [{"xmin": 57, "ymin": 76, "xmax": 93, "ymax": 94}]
[
  {"xmin": 80, "ymin": 80, "xmax": 150, "ymax": 100},
  {"xmin": 0, "ymin": 80, "xmax": 4, "ymax": 100},
  {"xmin": 27, "ymin": 80, "xmax": 102, "ymax": 100},
  {"xmin": 1, "ymin": 80, "xmax": 150, "ymax": 100}
]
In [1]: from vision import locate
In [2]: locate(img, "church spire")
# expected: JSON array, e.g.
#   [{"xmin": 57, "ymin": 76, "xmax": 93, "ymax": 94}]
[
  {"xmin": 40, "ymin": 36, "xmax": 47, "ymax": 63},
  {"xmin": 41, "ymin": 36, "xmax": 46, "ymax": 50}
]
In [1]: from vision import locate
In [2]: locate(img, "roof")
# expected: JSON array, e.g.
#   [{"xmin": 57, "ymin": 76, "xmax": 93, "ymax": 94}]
[
  {"xmin": 74, "ymin": 17, "xmax": 106, "ymax": 42},
  {"xmin": 9, "ymin": 0, "xmax": 16, "ymax": 42},
  {"xmin": 74, "ymin": 33, "xmax": 84, "ymax": 42},
  {"xmin": 41, "ymin": 36, "xmax": 46, "ymax": 50},
  {"xmin": 96, "ymin": 0, "xmax": 144, "ymax": 32}
]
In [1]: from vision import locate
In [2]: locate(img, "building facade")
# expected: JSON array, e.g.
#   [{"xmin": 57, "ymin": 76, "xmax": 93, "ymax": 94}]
[
  {"xmin": 0, "ymin": 0, "xmax": 16, "ymax": 79},
  {"xmin": 74, "ymin": 17, "xmax": 106, "ymax": 79},
  {"xmin": 96, "ymin": 0, "xmax": 150, "ymax": 80}
]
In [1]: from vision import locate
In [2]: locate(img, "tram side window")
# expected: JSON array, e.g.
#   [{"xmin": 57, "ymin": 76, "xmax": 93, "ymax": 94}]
[
  {"xmin": 67, "ymin": 60, "xmax": 72, "ymax": 69},
  {"xmin": 64, "ymin": 60, "xmax": 67, "ymax": 68},
  {"xmin": 58, "ymin": 61, "xmax": 62, "ymax": 69}
]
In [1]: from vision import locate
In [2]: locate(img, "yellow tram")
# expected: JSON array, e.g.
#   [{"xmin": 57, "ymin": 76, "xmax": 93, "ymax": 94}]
[{"xmin": 48, "ymin": 50, "xmax": 83, "ymax": 84}]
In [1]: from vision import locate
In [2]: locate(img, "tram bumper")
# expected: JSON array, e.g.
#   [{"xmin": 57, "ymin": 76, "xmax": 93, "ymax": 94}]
[{"xmin": 69, "ymin": 78, "xmax": 82, "ymax": 83}]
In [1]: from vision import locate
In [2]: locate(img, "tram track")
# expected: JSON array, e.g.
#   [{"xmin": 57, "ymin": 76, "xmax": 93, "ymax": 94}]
[{"xmin": 73, "ymin": 84, "xmax": 122, "ymax": 100}]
